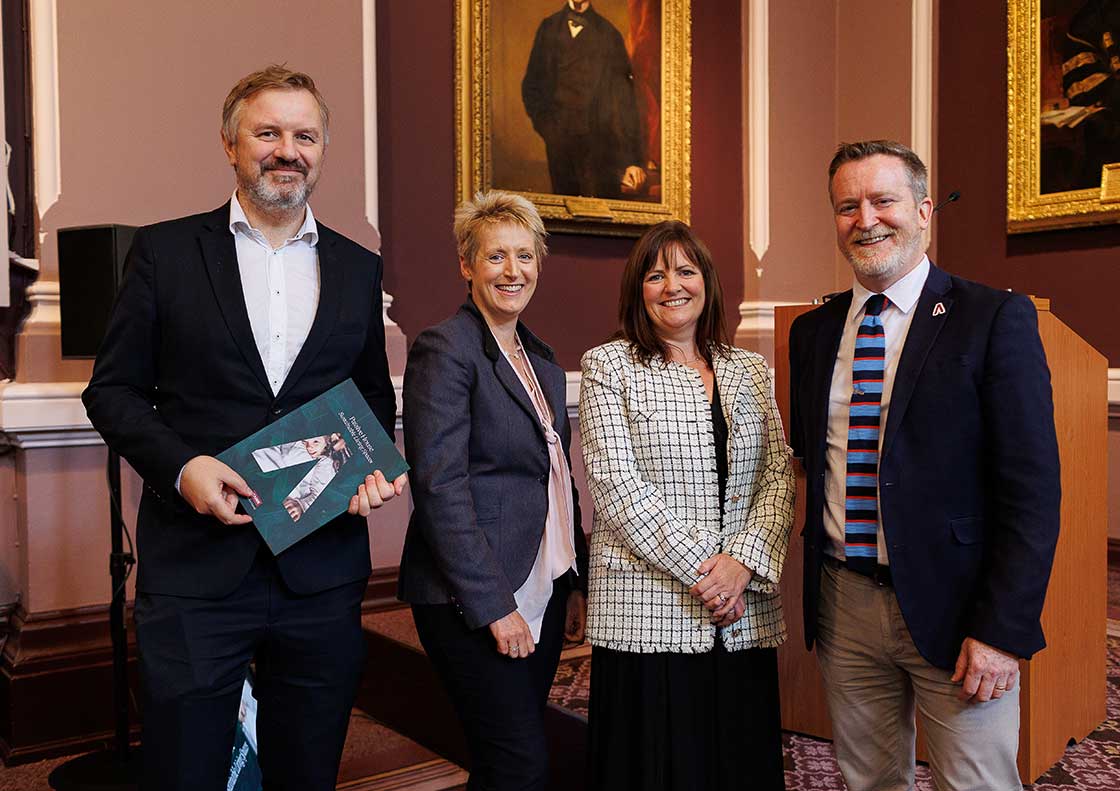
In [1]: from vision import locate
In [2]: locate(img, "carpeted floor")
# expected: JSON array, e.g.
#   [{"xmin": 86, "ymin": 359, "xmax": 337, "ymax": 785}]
[
  {"xmin": 546, "ymin": 640, "xmax": 1120, "ymax": 790},
  {"xmin": 0, "ymin": 709, "xmax": 455, "ymax": 791}
]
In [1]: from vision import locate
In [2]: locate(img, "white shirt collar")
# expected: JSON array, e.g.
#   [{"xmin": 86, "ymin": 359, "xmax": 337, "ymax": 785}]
[
  {"xmin": 849, "ymin": 254, "xmax": 929, "ymax": 322},
  {"xmin": 228, "ymin": 191, "xmax": 319, "ymax": 246}
]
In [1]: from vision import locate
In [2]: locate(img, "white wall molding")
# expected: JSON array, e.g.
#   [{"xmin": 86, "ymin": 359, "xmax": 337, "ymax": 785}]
[
  {"xmin": 737, "ymin": 299, "xmax": 802, "ymax": 335},
  {"xmin": 29, "ymin": 0, "xmax": 61, "ymax": 229},
  {"xmin": 910, "ymin": 0, "xmax": 934, "ymax": 168},
  {"xmin": 0, "ymin": 380, "xmax": 97, "ymax": 446},
  {"xmin": 362, "ymin": 1, "xmax": 401, "ymax": 329},
  {"xmin": 362, "ymin": 0, "xmax": 379, "ymax": 234},
  {"xmin": 746, "ymin": 0, "xmax": 770, "ymax": 266},
  {"xmin": 22, "ymin": 278, "xmax": 59, "ymax": 327},
  {"xmin": 0, "ymin": 371, "xmax": 579, "ymax": 448},
  {"xmin": 1108, "ymin": 368, "xmax": 1120, "ymax": 415}
]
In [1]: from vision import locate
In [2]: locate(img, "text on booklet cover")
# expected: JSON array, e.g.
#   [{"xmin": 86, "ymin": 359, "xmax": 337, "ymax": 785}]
[{"xmin": 217, "ymin": 379, "xmax": 407, "ymax": 555}]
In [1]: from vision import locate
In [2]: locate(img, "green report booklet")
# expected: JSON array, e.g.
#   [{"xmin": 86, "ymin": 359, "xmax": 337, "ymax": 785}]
[{"xmin": 217, "ymin": 378, "xmax": 408, "ymax": 556}]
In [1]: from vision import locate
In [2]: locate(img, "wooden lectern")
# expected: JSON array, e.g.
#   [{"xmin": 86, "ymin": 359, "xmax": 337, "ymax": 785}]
[{"xmin": 772, "ymin": 299, "xmax": 1107, "ymax": 784}]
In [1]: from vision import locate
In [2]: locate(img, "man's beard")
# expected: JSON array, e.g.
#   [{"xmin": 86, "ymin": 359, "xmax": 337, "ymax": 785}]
[
  {"xmin": 239, "ymin": 159, "xmax": 315, "ymax": 211},
  {"xmin": 843, "ymin": 224, "xmax": 922, "ymax": 282}
]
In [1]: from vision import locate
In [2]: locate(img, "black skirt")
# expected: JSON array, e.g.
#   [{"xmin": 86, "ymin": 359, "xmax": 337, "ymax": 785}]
[{"xmin": 588, "ymin": 641, "xmax": 785, "ymax": 791}]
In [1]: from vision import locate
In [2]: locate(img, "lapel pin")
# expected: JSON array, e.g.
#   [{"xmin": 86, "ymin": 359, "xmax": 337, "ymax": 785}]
[{"xmin": 932, "ymin": 302, "xmax": 946, "ymax": 317}]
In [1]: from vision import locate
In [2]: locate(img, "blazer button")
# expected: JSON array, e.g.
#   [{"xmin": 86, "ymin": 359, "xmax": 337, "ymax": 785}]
[
  {"xmin": 730, "ymin": 494, "xmax": 741, "ymax": 503},
  {"xmin": 731, "ymin": 628, "xmax": 742, "ymax": 638},
  {"xmin": 538, "ymin": 474, "xmax": 548, "ymax": 485},
  {"xmin": 272, "ymin": 407, "xmax": 282, "ymax": 415}
]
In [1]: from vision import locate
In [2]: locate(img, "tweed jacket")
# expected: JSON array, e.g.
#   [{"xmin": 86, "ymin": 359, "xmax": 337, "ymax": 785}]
[{"xmin": 579, "ymin": 340, "xmax": 796, "ymax": 653}]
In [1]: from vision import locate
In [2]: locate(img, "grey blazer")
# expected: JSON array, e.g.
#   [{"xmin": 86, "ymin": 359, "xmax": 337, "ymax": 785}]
[{"xmin": 397, "ymin": 300, "xmax": 588, "ymax": 629}]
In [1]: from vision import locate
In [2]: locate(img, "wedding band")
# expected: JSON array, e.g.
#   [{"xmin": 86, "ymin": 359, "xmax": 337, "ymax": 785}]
[
  {"xmin": 510, "ymin": 646, "xmax": 519, "ymax": 656},
  {"xmin": 994, "ymin": 684, "xmax": 1006, "ymax": 690},
  {"xmin": 718, "ymin": 593, "xmax": 728, "ymax": 603}
]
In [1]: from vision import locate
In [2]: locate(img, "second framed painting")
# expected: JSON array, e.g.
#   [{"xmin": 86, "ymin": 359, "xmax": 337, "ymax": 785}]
[
  {"xmin": 455, "ymin": 0, "xmax": 691, "ymax": 235},
  {"xmin": 1009, "ymin": 0, "xmax": 1120, "ymax": 232}
]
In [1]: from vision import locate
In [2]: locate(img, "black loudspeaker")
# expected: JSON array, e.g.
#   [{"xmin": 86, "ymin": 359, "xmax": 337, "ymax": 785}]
[{"xmin": 57, "ymin": 224, "xmax": 137, "ymax": 359}]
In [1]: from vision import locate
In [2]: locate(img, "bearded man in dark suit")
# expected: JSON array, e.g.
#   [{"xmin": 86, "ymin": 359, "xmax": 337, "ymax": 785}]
[
  {"xmin": 788, "ymin": 140, "xmax": 1060, "ymax": 791},
  {"xmin": 83, "ymin": 65, "xmax": 405, "ymax": 791}
]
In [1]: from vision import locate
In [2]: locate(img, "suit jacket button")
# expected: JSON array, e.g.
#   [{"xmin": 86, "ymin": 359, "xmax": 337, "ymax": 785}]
[
  {"xmin": 272, "ymin": 408, "xmax": 282, "ymax": 415},
  {"xmin": 538, "ymin": 474, "xmax": 548, "ymax": 485},
  {"xmin": 731, "ymin": 628, "xmax": 742, "ymax": 637},
  {"xmin": 730, "ymin": 494, "xmax": 741, "ymax": 503}
]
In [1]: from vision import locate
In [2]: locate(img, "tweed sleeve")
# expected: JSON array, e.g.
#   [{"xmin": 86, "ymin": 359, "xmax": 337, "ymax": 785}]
[
  {"xmin": 723, "ymin": 357, "xmax": 796, "ymax": 594},
  {"xmin": 578, "ymin": 346, "xmax": 717, "ymax": 587}
]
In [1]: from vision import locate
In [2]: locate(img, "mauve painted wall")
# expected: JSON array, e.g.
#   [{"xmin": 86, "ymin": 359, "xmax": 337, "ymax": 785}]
[
  {"xmin": 41, "ymin": 0, "xmax": 377, "ymax": 279},
  {"xmin": 377, "ymin": 0, "xmax": 743, "ymax": 371},
  {"xmin": 937, "ymin": 0, "xmax": 1120, "ymax": 364}
]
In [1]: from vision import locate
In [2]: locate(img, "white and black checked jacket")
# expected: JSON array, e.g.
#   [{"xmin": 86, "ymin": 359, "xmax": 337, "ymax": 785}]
[{"xmin": 578, "ymin": 340, "xmax": 796, "ymax": 653}]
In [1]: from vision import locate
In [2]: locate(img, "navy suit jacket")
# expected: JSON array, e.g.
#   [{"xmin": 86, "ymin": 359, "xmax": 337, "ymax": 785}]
[
  {"xmin": 397, "ymin": 300, "xmax": 588, "ymax": 630},
  {"xmin": 82, "ymin": 203, "xmax": 396, "ymax": 598},
  {"xmin": 788, "ymin": 263, "xmax": 1061, "ymax": 669}
]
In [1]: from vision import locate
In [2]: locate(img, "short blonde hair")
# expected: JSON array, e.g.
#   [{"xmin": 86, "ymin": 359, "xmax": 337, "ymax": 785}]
[
  {"xmin": 221, "ymin": 65, "xmax": 330, "ymax": 146},
  {"xmin": 453, "ymin": 191, "xmax": 548, "ymax": 266}
]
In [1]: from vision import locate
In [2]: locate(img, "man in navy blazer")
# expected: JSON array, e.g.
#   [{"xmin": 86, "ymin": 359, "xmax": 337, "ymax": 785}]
[
  {"xmin": 788, "ymin": 140, "xmax": 1060, "ymax": 791},
  {"xmin": 83, "ymin": 66, "xmax": 404, "ymax": 791}
]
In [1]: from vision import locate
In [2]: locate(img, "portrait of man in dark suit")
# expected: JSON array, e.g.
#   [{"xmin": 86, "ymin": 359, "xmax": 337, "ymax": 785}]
[
  {"xmin": 788, "ymin": 140, "xmax": 1061, "ymax": 791},
  {"xmin": 521, "ymin": 0, "xmax": 649, "ymax": 198},
  {"xmin": 82, "ymin": 65, "xmax": 405, "ymax": 791}
]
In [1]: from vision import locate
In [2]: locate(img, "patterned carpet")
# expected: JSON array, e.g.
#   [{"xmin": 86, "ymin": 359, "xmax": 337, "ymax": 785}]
[{"xmin": 547, "ymin": 638, "xmax": 1120, "ymax": 790}]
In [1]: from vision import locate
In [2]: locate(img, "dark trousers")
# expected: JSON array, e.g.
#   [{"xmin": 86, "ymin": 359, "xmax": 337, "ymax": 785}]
[
  {"xmin": 544, "ymin": 133, "xmax": 620, "ymax": 198},
  {"xmin": 135, "ymin": 548, "xmax": 367, "ymax": 791},
  {"xmin": 412, "ymin": 580, "xmax": 569, "ymax": 791}
]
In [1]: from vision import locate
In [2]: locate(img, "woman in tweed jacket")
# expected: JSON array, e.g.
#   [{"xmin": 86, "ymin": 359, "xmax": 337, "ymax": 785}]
[{"xmin": 579, "ymin": 221, "xmax": 795, "ymax": 790}]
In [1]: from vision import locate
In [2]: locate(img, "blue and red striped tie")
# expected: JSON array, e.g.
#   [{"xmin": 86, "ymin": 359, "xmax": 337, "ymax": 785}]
[{"xmin": 845, "ymin": 293, "xmax": 887, "ymax": 575}]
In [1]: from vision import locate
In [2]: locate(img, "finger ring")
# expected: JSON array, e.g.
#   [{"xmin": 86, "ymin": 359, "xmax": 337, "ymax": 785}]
[
  {"xmin": 510, "ymin": 646, "xmax": 519, "ymax": 656},
  {"xmin": 718, "ymin": 593, "xmax": 728, "ymax": 603}
]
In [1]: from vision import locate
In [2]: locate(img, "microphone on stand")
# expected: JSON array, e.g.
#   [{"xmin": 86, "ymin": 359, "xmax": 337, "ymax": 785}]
[{"xmin": 933, "ymin": 190, "xmax": 961, "ymax": 212}]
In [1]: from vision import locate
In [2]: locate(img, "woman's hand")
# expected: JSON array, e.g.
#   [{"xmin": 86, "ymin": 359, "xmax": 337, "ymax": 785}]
[
  {"xmin": 689, "ymin": 553, "xmax": 753, "ymax": 622},
  {"xmin": 564, "ymin": 590, "xmax": 587, "ymax": 644},
  {"xmin": 714, "ymin": 593, "xmax": 747, "ymax": 627},
  {"xmin": 488, "ymin": 610, "xmax": 535, "ymax": 659}
]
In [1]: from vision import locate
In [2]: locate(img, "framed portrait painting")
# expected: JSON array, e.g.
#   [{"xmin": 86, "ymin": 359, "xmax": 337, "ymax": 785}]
[
  {"xmin": 455, "ymin": 0, "xmax": 691, "ymax": 235},
  {"xmin": 1009, "ymin": 0, "xmax": 1120, "ymax": 232}
]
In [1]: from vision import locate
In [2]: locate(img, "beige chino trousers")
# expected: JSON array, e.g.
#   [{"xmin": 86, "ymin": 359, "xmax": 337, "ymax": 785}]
[{"xmin": 815, "ymin": 561, "xmax": 1022, "ymax": 791}]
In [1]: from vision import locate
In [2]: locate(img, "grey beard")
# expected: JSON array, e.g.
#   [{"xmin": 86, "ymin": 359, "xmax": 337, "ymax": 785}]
[{"xmin": 243, "ymin": 174, "xmax": 312, "ymax": 211}]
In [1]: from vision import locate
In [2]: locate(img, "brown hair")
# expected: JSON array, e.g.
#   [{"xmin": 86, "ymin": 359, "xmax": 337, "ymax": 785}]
[
  {"xmin": 453, "ymin": 190, "xmax": 548, "ymax": 266},
  {"xmin": 827, "ymin": 139, "xmax": 928, "ymax": 202},
  {"xmin": 617, "ymin": 220, "xmax": 731, "ymax": 367},
  {"xmin": 221, "ymin": 65, "xmax": 330, "ymax": 146}
]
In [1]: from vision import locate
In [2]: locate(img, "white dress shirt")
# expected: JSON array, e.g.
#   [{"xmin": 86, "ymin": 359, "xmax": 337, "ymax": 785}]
[
  {"xmin": 823, "ymin": 255, "xmax": 930, "ymax": 564},
  {"xmin": 175, "ymin": 195, "xmax": 320, "ymax": 493},
  {"xmin": 229, "ymin": 193, "xmax": 321, "ymax": 396}
]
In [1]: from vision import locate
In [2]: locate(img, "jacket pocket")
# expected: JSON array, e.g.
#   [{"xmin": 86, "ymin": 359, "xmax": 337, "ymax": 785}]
[{"xmin": 950, "ymin": 516, "xmax": 984, "ymax": 545}]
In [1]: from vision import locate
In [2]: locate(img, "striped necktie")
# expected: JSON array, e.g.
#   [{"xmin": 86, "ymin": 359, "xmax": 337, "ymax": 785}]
[{"xmin": 845, "ymin": 293, "xmax": 887, "ymax": 575}]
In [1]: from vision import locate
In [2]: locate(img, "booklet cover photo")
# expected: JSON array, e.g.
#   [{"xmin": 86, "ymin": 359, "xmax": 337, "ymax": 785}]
[{"xmin": 217, "ymin": 379, "xmax": 408, "ymax": 555}]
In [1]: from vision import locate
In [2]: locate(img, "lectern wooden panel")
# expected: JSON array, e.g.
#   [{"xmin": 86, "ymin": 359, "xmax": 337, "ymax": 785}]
[{"xmin": 773, "ymin": 301, "xmax": 1107, "ymax": 784}]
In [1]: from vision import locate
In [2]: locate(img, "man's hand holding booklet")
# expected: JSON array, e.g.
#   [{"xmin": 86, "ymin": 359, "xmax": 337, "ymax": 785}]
[{"xmin": 217, "ymin": 378, "xmax": 409, "ymax": 555}]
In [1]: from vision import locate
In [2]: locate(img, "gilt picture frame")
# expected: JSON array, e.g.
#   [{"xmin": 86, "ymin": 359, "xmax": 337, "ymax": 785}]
[
  {"xmin": 454, "ymin": 0, "xmax": 691, "ymax": 235},
  {"xmin": 1008, "ymin": 0, "xmax": 1120, "ymax": 232}
]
